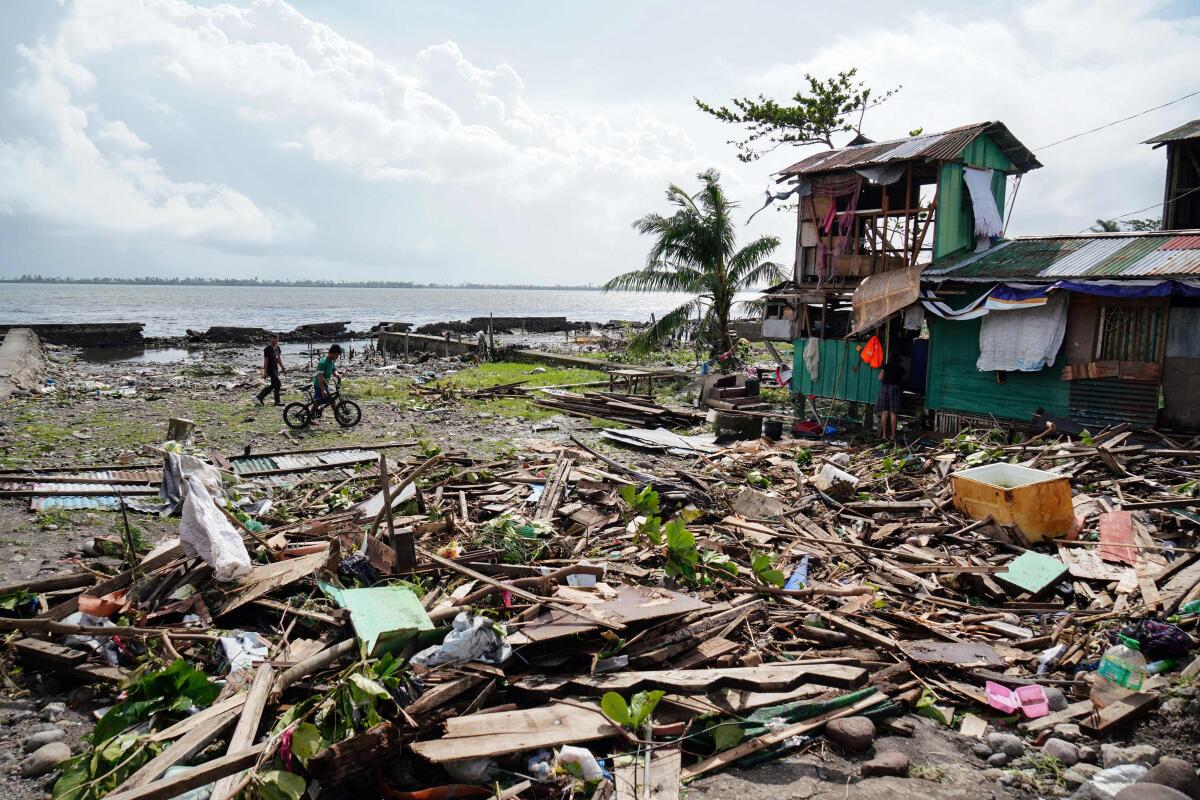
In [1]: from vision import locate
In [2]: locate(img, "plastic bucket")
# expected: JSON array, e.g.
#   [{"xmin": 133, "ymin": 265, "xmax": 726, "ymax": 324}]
[{"xmin": 763, "ymin": 419, "xmax": 783, "ymax": 440}]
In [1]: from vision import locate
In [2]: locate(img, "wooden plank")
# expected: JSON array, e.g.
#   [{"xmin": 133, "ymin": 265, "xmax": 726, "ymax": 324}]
[
  {"xmin": 516, "ymin": 662, "xmax": 866, "ymax": 695},
  {"xmin": 1019, "ymin": 699, "xmax": 1092, "ymax": 733},
  {"xmin": 1080, "ymin": 693, "xmax": 1158, "ymax": 735},
  {"xmin": 118, "ymin": 706, "xmax": 241, "ymax": 790},
  {"xmin": 1099, "ymin": 511, "xmax": 1137, "ymax": 565},
  {"xmin": 12, "ymin": 637, "xmax": 86, "ymax": 667},
  {"xmin": 411, "ymin": 704, "xmax": 619, "ymax": 762},
  {"xmin": 104, "ymin": 743, "xmax": 266, "ymax": 800},
  {"xmin": 681, "ymin": 692, "xmax": 883, "ymax": 781},
  {"xmin": 216, "ymin": 551, "xmax": 326, "ymax": 615},
  {"xmin": 209, "ymin": 663, "xmax": 274, "ymax": 800}
]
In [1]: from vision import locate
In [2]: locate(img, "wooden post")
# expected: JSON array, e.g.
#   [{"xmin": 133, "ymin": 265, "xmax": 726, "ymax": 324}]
[
  {"xmin": 378, "ymin": 455, "xmax": 415, "ymax": 573},
  {"xmin": 115, "ymin": 490, "xmax": 138, "ymax": 574},
  {"xmin": 208, "ymin": 663, "xmax": 274, "ymax": 800},
  {"xmin": 443, "ymin": 331, "xmax": 450, "ymax": 357},
  {"xmin": 488, "ymin": 314, "xmax": 495, "ymax": 361},
  {"xmin": 903, "ymin": 165, "xmax": 913, "ymax": 264},
  {"xmin": 457, "ymin": 333, "xmax": 463, "ymax": 355},
  {"xmin": 166, "ymin": 418, "xmax": 195, "ymax": 445},
  {"xmin": 403, "ymin": 332, "xmax": 410, "ymax": 357}
]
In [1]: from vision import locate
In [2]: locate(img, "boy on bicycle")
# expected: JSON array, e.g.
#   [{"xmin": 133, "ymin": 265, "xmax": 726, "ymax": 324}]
[{"xmin": 309, "ymin": 344, "xmax": 342, "ymax": 419}]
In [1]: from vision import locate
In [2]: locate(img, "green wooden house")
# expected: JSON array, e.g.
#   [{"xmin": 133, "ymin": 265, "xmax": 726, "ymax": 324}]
[{"xmin": 768, "ymin": 121, "xmax": 1041, "ymax": 406}]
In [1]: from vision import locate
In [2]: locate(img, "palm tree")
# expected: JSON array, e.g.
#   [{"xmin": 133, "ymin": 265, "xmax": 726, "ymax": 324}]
[{"xmin": 605, "ymin": 169, "xmax": 784, "ymax": 358}]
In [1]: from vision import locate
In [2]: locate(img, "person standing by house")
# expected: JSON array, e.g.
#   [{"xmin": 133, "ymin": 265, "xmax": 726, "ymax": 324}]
[
  {"xmin": 256, "ymin": 334, "xmax": 286, "ymax": 406},
  {"xmin": 877, "ymin": 354, "xmax": 905, "ymax": 445}
]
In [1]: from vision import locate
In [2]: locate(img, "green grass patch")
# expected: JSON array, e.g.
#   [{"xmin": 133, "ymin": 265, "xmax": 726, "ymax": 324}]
[
  {"xmin": 444, "ymin": 362, "xmax": 607, "ymax": 390},
  {"xmin": 343, "ymin": 377, "xmax": 412, "ymax": 402},
  {"xmin": 0, "ymin": 405, "xmax": 75, "ymax": 467},
  {"xmin": 36, "ymin": 509, "xmax": 75, "ymax": 530},
  {"xmin": 441, "ymin": 362, "xmax": 608, "ymax": 421}
]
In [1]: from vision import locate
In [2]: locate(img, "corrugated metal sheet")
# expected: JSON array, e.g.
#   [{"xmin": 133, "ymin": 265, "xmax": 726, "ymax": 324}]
[
  {"xmin": 923, "ymin": 231, "xmax": 1200, "ymax": 280},
  {"xmin": 1143, "ymin": 119, "xmax": 1200, "ymax": 144},
  {"xmin": 230, "ymin": 449, "xmax": 378, "ymax": 475},
  {"xmin": 32, "ymin": 496, "xmax": 121, "ymax": 511},
  {"xmin": 231, "ymin": 457, "xmax": 276, "ymax": 475},
  {"xmin": 1069, "ymin": 379, "xmax": 1159, "ymax": 429},
  {"xmin": 778, "ymin": 121, "xmax": 1041, "ymax": 178}
]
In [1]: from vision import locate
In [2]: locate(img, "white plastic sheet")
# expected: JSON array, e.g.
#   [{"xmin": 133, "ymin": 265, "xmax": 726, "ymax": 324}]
[
  {"xmin": 411, "ymin": 612, "xmax": 511, "ymax": 667},
  {"xmin": 180, "ymin": 474, "xmax": 251, "ymax": 582}
]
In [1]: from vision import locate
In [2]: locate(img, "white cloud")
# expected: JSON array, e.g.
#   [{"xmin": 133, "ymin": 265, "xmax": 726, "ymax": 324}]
[
  {"xmin": 750, "ymin": 0, "xmax": 1200, "ymax": 234},
  {"xmin": 0, "ymin": 0, "xmax": 708, "ymax": 264},
  {"xmin": 0, "ymin": 36, "xmax": 287, "ymax": 244}
]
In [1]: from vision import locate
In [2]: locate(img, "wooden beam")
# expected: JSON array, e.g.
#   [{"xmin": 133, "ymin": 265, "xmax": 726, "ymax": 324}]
[
  {"xmin": 210, "ymin": 663, "xmax": 274, "ymax": 800},
  {"xmin": 104, "ymin": 744, "xmax": 267, "ymax": 800}
]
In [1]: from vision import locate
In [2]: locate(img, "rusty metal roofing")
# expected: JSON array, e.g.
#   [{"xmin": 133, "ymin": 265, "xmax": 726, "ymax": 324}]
[
  {"xmin": 777, "ymin": 121, "xmax": 1041, "ymax": 178},
  {"xmin": 923, "ymin": 231, "xmax": 1200, "ymax": 280},
  {"xmin": 1143, "ymin": 119, "xmax": 1200, "ymax": 144}
]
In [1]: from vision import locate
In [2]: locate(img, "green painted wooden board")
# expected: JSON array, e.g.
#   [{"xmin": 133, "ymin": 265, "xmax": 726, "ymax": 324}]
[
  {"xmin": 323, "ymin": 584, "xmax": 433, "ymax": 657},
  {"xmin": 996, "ymin": 551, "xmax": 1068, "ymax": 595}
]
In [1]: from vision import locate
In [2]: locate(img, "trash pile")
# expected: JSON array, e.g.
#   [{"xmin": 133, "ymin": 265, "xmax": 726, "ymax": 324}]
[{"xmin": 0, "ymin": 417, "xmax": 1198, "ymax": 800}]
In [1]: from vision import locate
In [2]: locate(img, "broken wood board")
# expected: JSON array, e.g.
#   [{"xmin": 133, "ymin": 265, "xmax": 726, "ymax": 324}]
[
  {"xmin": 995, "ymin": 551, "xmax": 1068, "ymax": 595},
  {"xmin": 514, "ymin": 662, "xmax": 867, "ymax": 695},
  {"xmin": 217, "ymin": 550, "xmax": 327, "ymax": 615},
  {"xmin": 1098, "ymin": 511, "xmax": 1137, "ymax": 565},
  {"xmin": 1057, "ymin": 544, "xmax": 1130, "ymax": 581},
  {"xmin": 1080, "ymin": 693, "xmax": 1158, "ymax": 735},
  {"xmin": 507, "ymin": 584, "xmax": 708, "ymax": 646},
  {"xmin": 1019, "ymin": 699, "xmax": 1093, "ymax": 733},
  {"xmin": 663, "ymin": 682, "xmax": 830, "ymax": 716},
  {"xmin": 901, "ymin": 640, "xmax": 1006, "ymax": 669},
  {"xmin": 614, "ymin": 748, "xmax": 681, "ymax": 800},
  {"xmin": 411, "ymin": 703, "xmax": 619, "ymax": 762}
]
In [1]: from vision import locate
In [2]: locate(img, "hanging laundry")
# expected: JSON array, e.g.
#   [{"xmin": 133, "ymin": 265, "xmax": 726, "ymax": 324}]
[
  {"xmin": 861, "ymin": 335, "xmax": 884, "ymax": 369},
  {"xmin": 803, "ymin": 337, "xmax": 821, "ymax": 380},
  {"xmin": 962, "ymin": 166, "xmax": 1004, "ymax": 245},
  {"xmin": 976, "ymin": 294, "xmax": 1067, "ymax": 372}
]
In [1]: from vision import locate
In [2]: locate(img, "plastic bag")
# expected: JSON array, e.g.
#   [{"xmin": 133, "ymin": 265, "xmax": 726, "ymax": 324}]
[
  {"xmin": 558, "ymin": 746, "xmax": 603, "ymax": 781},
  {"xmin": 411, "ymin": 612, "xmax": 511, "ymax": 667},
  {"xmin": 861, "ymin": 335, "xmax": 884, "ymax": 369},
  {"xmin": 180, "ymin": 474, "xmax": 251, "ymax": 582}
]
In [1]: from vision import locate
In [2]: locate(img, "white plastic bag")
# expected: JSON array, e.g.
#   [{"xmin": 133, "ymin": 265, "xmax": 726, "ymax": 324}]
[
  {"xmin": 411, "ymin": 612, "xmax": 511, "ymax": 667},
  {"xmin": 180, "ymin": 474, "xmax": 251, "ymax": 582}
]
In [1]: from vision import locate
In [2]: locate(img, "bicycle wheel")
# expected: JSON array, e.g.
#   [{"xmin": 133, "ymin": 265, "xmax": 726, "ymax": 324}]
[
  {"xmin": 283, "ymin": 402, "xmax": 311, "ymax": 429},
  {"xmin": 334, "ymin": 399, "xmax": 362, "ymax": 428}
]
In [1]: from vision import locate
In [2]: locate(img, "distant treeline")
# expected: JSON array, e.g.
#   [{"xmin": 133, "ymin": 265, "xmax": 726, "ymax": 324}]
[{"xmin": 2, "ymin": 275, "xmax": 601, "ymax": 290}]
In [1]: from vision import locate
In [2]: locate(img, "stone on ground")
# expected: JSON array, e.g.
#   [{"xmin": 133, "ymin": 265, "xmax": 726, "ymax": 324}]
[
  {"xmin": 1102, "ymin": 744, "xmax": 1160, "ymax": 769},
  {"xmin": 860, "ymin": 751, "xmax": 909, "ymax": 778},
  {"xmin": 20, "ymin": 741, "xmax": 72, "ymax": 777},
  {"xmin": 826, "ymin": 716, "xmax": 876, "ymax": 753},
  {"xmin": 1138, "ymin": 758, "xmax": 1200, "ymax": 800}
]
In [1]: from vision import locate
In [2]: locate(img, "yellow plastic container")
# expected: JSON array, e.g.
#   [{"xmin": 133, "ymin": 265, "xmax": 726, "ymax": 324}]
[{"xmin": 949, "ymin": 463, "xmax": 1074, "ymax": 543}]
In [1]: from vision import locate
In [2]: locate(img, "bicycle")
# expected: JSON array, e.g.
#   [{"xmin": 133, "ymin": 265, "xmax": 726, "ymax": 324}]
[{"xmin": 283, "ymin": 376, "xmax": 362, "ymax": 430}]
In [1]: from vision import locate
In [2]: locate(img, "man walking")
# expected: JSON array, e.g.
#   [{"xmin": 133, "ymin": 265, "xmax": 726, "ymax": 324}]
[{"xmin": 257, "ymin": 334, "xmax": 286, "ymax": 406}]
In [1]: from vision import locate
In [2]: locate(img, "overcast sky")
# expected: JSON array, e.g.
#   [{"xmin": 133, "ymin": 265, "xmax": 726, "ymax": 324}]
[{"xmin": 0, "ymin": 0, "xmax": 1197, "ymax": 284}]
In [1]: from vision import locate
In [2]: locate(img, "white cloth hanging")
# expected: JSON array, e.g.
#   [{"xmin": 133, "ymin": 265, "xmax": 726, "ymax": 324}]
[
  {"xmin": 976, "ymin": 294, "xmax": 1067, "ymax": 372},
  {"xmin": 963, "ymin": 166, "xmax": 1004, "ymax": 245}
]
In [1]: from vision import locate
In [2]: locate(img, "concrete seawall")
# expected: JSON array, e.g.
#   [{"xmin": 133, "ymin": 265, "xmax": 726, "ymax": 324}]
[{"xmin": 0, "ymin": 328, "xmax": 47, "ymax": 400}]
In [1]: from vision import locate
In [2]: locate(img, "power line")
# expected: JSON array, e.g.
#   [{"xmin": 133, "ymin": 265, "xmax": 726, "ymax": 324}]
[
  {"xmin": 1036, "ymin": 89, "xmax": 1200, "ymax": 151},
  {"xmin": 1076, "ymin": 184, "xmax": 1200, "ymax": 233}
]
